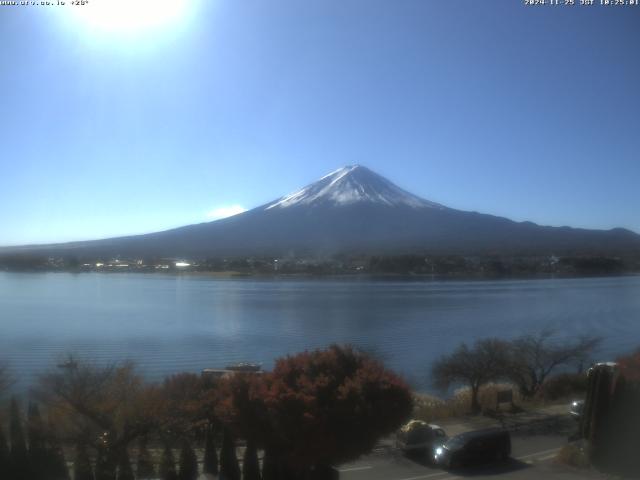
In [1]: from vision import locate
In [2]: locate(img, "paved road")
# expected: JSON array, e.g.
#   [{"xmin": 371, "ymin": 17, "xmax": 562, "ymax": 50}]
[{"xmin": 338, "ymin": 431, "xmax": 601, "ymax": 480}]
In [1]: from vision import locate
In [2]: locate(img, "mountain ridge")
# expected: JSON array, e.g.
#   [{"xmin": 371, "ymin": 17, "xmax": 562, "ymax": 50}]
[{"xmin": 2, "ymin": 165, "xmax": 639, "ymax": 258}]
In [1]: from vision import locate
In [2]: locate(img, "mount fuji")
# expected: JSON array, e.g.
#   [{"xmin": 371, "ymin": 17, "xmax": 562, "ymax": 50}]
[{"xmin": 5, "ymin": 165, "xmax": 640, "ymax": 258}]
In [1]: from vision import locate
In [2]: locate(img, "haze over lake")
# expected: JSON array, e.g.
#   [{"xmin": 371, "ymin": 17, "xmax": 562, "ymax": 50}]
[{"xmin": 2, "ymin": 272, "xmax": 639, "ymax": 391}]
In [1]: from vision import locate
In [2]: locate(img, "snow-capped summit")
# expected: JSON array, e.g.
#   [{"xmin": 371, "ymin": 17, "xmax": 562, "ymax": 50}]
[{"xmin": 265, "ymin": 165, "xmax": 445, "ymax": 210}]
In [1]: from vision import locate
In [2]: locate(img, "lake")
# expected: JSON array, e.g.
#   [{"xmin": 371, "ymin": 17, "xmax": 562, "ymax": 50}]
[{"xmin": 1, "ymin": 272, "xmax": 639, "ymax": 392}]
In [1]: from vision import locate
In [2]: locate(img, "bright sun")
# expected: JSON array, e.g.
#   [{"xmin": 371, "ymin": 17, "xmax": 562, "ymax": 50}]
[{"xmin": 69, "ymin": 0, "xmax": 189, "ymax": 34}]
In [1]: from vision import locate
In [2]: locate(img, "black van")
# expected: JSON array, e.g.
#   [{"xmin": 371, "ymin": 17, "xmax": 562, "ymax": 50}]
[{"xmin": 433, "ymin": 428, "xmax": 511, "ymax": 469}]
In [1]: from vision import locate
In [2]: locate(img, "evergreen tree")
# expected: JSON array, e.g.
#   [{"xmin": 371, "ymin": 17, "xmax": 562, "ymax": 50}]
[
  {"xmin": 27, "ymin": 402, "xmax": 47, "ymax": 479},
  {"xmin": 260, "ymin": 449, "xmax": 277, "ymax": 480},
  {"xmin": 74, "ymin": 443, "xmax": 94, "ymax": 480},
  {"xmin": 178, "ymin": 440, "xmax": 198, "ymax": 480},
  {"xmin": 47, "ymin": 430, "xmax": 70, "ymax": 480},
  {"xmin": 94, "ymin": 445, "xmax": 117, "ymax": 480},
  {"xmin": 116, "ymin": 448, "xmax": 134, "ymax": 480},
  {"xmin": 0, "ymin": 427, "xmax": 9, "ymax": 480},
  {"xmin": 219, "ymin": 428, "xmax": 240, "ymax": 480},
  {"xmin": 136, "ymin": 437, "xmax": 156, "ymax": 479},
  {"xmin": 159, "ymin": 445, "xmax": 178, "ymax": 480},
  {"xmin": 203, "ymin": 425, "xmax": 218, "ymax": 475},
  {"xmin": 242, "ymin": 440, "xmax": 261, "ymax": 480},
  {"xmin": 52, "ymin": 448, "xmax": 71, "ymax": 480},
  {"xmin": 9, "ymin": 397, "xmax": 30, "ymax": 480}
]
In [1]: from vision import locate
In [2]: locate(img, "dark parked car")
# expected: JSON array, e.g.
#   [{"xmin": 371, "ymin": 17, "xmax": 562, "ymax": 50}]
[{"xmin": 433, "ymin": 428, "xmax": 511, "ymax": 469}]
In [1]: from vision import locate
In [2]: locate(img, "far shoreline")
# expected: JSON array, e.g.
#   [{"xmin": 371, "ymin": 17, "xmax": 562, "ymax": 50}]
[{"xmin": 1, "ymin": 268, "xmax": 639, "ymax": 283}]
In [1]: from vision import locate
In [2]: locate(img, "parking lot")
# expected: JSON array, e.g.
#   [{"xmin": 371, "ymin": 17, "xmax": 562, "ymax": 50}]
[
  {"xmin": 338, "ymin": 412, "xmax": 607, "ymax": 480},
  {"xmin": 339, "ymin": 432, "xmax": 605, "ymax": 480}
]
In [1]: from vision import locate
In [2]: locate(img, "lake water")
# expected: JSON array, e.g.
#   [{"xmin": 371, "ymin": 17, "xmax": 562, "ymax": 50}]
[{"xmin": 1, "ymin": 272, "xmax": 639, "ymax": 392}]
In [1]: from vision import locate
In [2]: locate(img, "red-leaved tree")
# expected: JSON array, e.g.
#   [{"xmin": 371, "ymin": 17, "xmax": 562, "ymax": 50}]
[
  {"xmin": 159, "ymin": 372, "xmax": 219, "ymax": 437},
  {"xmin": 219, "ymin": 345, "xmax": 412, "ymax": 478}
]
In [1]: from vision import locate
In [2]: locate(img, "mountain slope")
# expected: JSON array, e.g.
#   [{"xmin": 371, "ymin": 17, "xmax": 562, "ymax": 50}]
[{"xmin": 3, "ymin": 165, "xmax": 640, "ymax": 258}]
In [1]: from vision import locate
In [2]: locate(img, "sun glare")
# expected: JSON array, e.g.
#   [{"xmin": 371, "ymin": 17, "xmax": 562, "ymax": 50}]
[{"xmin": 68, "ymin": 0, "xmax": 189, "ymax": 34}]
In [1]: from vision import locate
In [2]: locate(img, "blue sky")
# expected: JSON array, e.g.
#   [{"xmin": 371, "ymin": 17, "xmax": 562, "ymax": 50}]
[{"xmin": 1, "ymin": 0, "xmax": 639, "ymax": 246}]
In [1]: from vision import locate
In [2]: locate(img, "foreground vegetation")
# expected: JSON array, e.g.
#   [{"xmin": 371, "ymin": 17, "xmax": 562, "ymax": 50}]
[
  {"xmin": 0, "ymin": 336, "xmax": 636, "ymax": 479},
  {"xmin": 0, "ymin": 345, "xmax": 412, "ymax": 480}
]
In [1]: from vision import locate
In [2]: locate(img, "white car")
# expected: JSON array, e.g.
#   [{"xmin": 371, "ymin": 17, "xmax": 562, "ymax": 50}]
[{"xmin": 396, "ymin": 420, "xmax": 447, "ymax": 455}]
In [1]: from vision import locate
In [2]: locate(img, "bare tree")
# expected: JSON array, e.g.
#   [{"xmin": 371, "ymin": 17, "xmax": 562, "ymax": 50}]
[
  {"xmin": 505, "ymin": 330, "xmax": 601, "ymax": 398},
  {"xmin": 35, "ymin": 357, "xmax": 163, "ymax": 478},
  {"xmin": 432, "ymin": 338, "xmax": 510, "ymax": 414}
]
